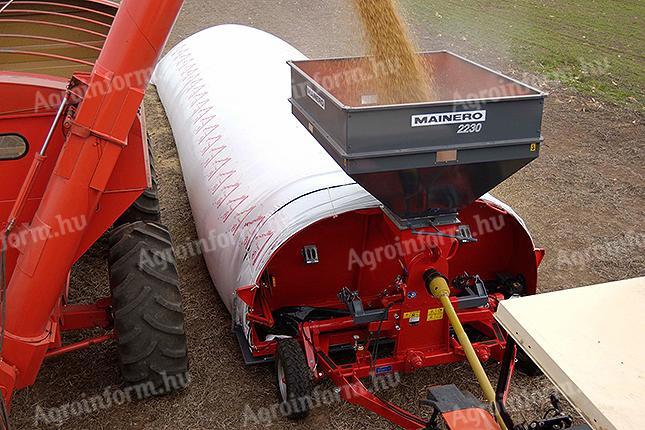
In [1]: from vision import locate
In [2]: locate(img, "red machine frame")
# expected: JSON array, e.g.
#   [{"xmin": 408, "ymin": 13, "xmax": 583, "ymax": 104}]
[
  {"xmin": 0, "ymin": 0, "xmax": 184, "ymax": 409},
  {"xmin": 237, "ymin": 202, "xmax": 544, "ymax": 429}
]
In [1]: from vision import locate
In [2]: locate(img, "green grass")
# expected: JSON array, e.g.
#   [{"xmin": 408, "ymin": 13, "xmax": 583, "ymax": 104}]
[{"xmin": 402, "ymin": 0, "xmax": 644, "ymax": 111}]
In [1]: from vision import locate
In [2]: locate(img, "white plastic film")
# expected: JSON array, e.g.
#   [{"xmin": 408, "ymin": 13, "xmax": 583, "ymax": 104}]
[{"xmin": 152, "ymin": 25, "xmax": 379, "ymax": 318}]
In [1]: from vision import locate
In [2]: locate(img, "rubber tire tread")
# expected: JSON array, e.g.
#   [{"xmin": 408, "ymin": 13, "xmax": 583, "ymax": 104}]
[
  {"xmin": 275, "ymin": 339, "xmax": 314, "ymax": 420},
  {"xmin": 108, "ymin": 221, "xmax": 188, "ymax": 393}
]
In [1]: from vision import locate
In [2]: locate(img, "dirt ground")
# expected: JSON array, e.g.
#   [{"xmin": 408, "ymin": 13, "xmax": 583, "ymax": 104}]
[{"xmin": 9, "ymin": 1, "xmax": 644, "ymax": 429}]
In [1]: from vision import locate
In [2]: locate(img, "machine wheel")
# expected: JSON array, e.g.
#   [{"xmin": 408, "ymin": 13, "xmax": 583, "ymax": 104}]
[
  {"xmin": 108, "ymin": 221, "xmax": 188, "ymax": 393},
  {"xmin": 115, "ymin": 138, "xmax": 161, "ymax": 226},
  {"xmin": 275, "ymin": 339, "xmax": 313, "ymax": 420},
  {"xmin": 516, "ymin": 347, "xmax": 542, "ymax": 377}
]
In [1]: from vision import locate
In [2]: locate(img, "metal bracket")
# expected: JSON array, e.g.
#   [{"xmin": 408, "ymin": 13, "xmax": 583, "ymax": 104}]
[
  {"xmin": 302, "ymin": 245, "xmax": 319, "ymax": 264},
  {"xmin": 338, "ymin": 288, "xmax": 388, "ymax": 324},
  {"xmin": 232, "ymin": 325, "xmax": 274, "ymax": 366},
  {"xmin": 455, "ymin": 275, "xmax": 489, "ymax": 309}
]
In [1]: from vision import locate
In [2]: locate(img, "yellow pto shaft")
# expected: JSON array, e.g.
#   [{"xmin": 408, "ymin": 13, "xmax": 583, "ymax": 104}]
[{"xmin": 426, "ymin": 273, "xmax": 508, "ymax": 430}]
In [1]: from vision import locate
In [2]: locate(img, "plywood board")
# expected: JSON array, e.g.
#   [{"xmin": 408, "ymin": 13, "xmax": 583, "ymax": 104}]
[{"xmin": 495, "ymin": 277, "xmax": 645, "ymax": 430}]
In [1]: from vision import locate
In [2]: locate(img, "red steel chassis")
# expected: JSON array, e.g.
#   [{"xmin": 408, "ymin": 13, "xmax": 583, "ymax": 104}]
[{"xmin": 238, "ymin": 205, "xmax": 544, "ymax": 429}]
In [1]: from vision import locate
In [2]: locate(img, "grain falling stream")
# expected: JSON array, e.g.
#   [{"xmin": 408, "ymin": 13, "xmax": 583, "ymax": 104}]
[{"xmin": 354, "ymin": 0, "xmax": 434, "ymax": 104}]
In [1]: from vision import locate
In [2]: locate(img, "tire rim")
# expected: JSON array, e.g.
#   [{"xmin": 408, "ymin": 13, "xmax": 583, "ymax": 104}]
[{"xmin": 277, "ymin": 358, "xmax": 288, "ymax": 401}]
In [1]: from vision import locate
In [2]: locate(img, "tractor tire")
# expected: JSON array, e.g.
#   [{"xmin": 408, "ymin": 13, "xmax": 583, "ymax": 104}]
[
  {"xmin": 108, "ymin": 221, "xmax": 188, "ymax": 394},
  {"xmin": 516, "ymin": 347, "xmax": 542, "ymax": 377},
  {"xmin": 275, "ymin": 339, "xmax": 314, "ymax": 420},
  {"xmin": 115, "ymin": 138, "xmax": 161, "ymax": 226}
]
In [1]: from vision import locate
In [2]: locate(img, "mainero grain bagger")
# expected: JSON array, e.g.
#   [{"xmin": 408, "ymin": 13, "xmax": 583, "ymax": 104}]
[
  {"xmin": 154, "ymin": 25, "xmax": 583, "ymax": 430},
  {"xmin": 0, "ymin": 0, "xmax": 188, "ymax": 423}
]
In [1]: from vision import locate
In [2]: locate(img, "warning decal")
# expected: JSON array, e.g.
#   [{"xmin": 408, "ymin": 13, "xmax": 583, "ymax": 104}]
[
  {"xmin": 403, "ymin": 310, "xmax": 421, "ymax": 323},
  {"xmin": 427, "ymin": 308, "xmax": 444, "ymax": 321}
]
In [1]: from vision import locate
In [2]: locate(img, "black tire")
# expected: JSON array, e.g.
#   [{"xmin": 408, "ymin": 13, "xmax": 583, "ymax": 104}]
[
  {"xmin": 108, "ymin": 221, "xmax": 188, "ymax": 394},
  {"xmin": 116, "ymin": 138, "xmax": 161, "ymax": 226},
  {"xmin": 516, "ymin": 346, "xmax": 542, "ymax": 377},
  {"xmin": 275, "ymin": 339, "xmax": 314, "ymax": 420}
]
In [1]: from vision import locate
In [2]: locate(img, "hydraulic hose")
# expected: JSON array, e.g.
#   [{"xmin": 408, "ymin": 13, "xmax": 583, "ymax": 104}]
[{"xmin": 425, "ymin": 272, "xmax": 508, "ymax": 430}]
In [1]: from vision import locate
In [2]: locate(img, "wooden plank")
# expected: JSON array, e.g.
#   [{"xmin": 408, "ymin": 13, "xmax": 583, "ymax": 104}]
[{"xmin": 495, "ymin": 277, "xmax": 645, "ymax": 430}]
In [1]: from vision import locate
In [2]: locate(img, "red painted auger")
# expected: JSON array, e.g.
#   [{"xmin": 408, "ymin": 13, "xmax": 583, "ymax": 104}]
[{"xmin": 0, "ymin": 0, "xmax": 187, "ymax": 420}]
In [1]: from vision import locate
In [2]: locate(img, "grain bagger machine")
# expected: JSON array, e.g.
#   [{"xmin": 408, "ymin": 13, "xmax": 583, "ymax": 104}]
[
  {"xmin": 155, "ymin": 25, "xmax": 583, "ymax": 430},
  {"xmin": 0, "ymin": 0, "xmax": 188, "ymax": 421}
]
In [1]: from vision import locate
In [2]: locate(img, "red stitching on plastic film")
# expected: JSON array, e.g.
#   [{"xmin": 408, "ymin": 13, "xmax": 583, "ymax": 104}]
[
  {"xmin": 179, "ymin": 75, "xmax": 201, "ymax": 96},
  {"xmin": 178, "ymin": 71, "xmax": 201, "ymax": 94},
  {"xmin": 231, "ymin": 205, "xmax": 256, "ymax": 235},
  {"xmin": 174, "ymin": 57, "xmax": 275, "ymax": 259},
  {"xmin": 216, "ymin": 182, "xmax": 239, "ymax": 208},
  {"xmin": 207, "ymin": 157, "xmax": 231, "ymax": 181},
  {"xmin": 176, "ymin": 60, "xmax": 196, "ymax": 74},
  {"xmin": 221, "ymin": 194, "xmax": 248, "ymax": 223},
  {"xmin": 188, "ymin": 90, "xmax": 208, "ymax": 108},
  {"xmin": 195, "ymin": 106, "xmax": 214, "ymax": 124},
  {"xmin": 212, "ymin": 170, "xmax": 237, "ymax": 191},
  {"xmin": 198, "ymin": 124, "xmax": 220, "ymax": 143},
  {"xmin": 190, "ymin": 92, "xmax": 208, "ymax": 109},
  {"xmin": 201, "ymin": 154, "xmax": 216, "ymax": 169},
  {"xmin": 181, "ymin": 79, "xmax": 203, "ymax": 97},
  {"xmin": 189, "ymin": 102, "xmax": 212, "ymax": 121},
  {"xmin": 196, "ymin": 114, "xmax": 217, "ymax": 134},
  {"xmin": 251, "ymin": 230, "xmax": 274, "ymax": 265},
  {"xmin": 240, "ymin": 215, "xmax": 266, "ymax": 249},
  {"xmin": 202, "ymin": 144, "xmax": 225, "ymax": 163},
  {"xmin": 199, "ymin": 133, "xmax": 221, "ymax": 151},
  {"xmin": 210, "ymin": 170, "xmax": 235, "ymax": 194}
]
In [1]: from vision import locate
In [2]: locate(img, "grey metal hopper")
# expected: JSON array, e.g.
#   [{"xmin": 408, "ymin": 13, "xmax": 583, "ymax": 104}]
[{"xmin": 288, "ymin": 51, "xmax": 546, "ymax": 221}]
